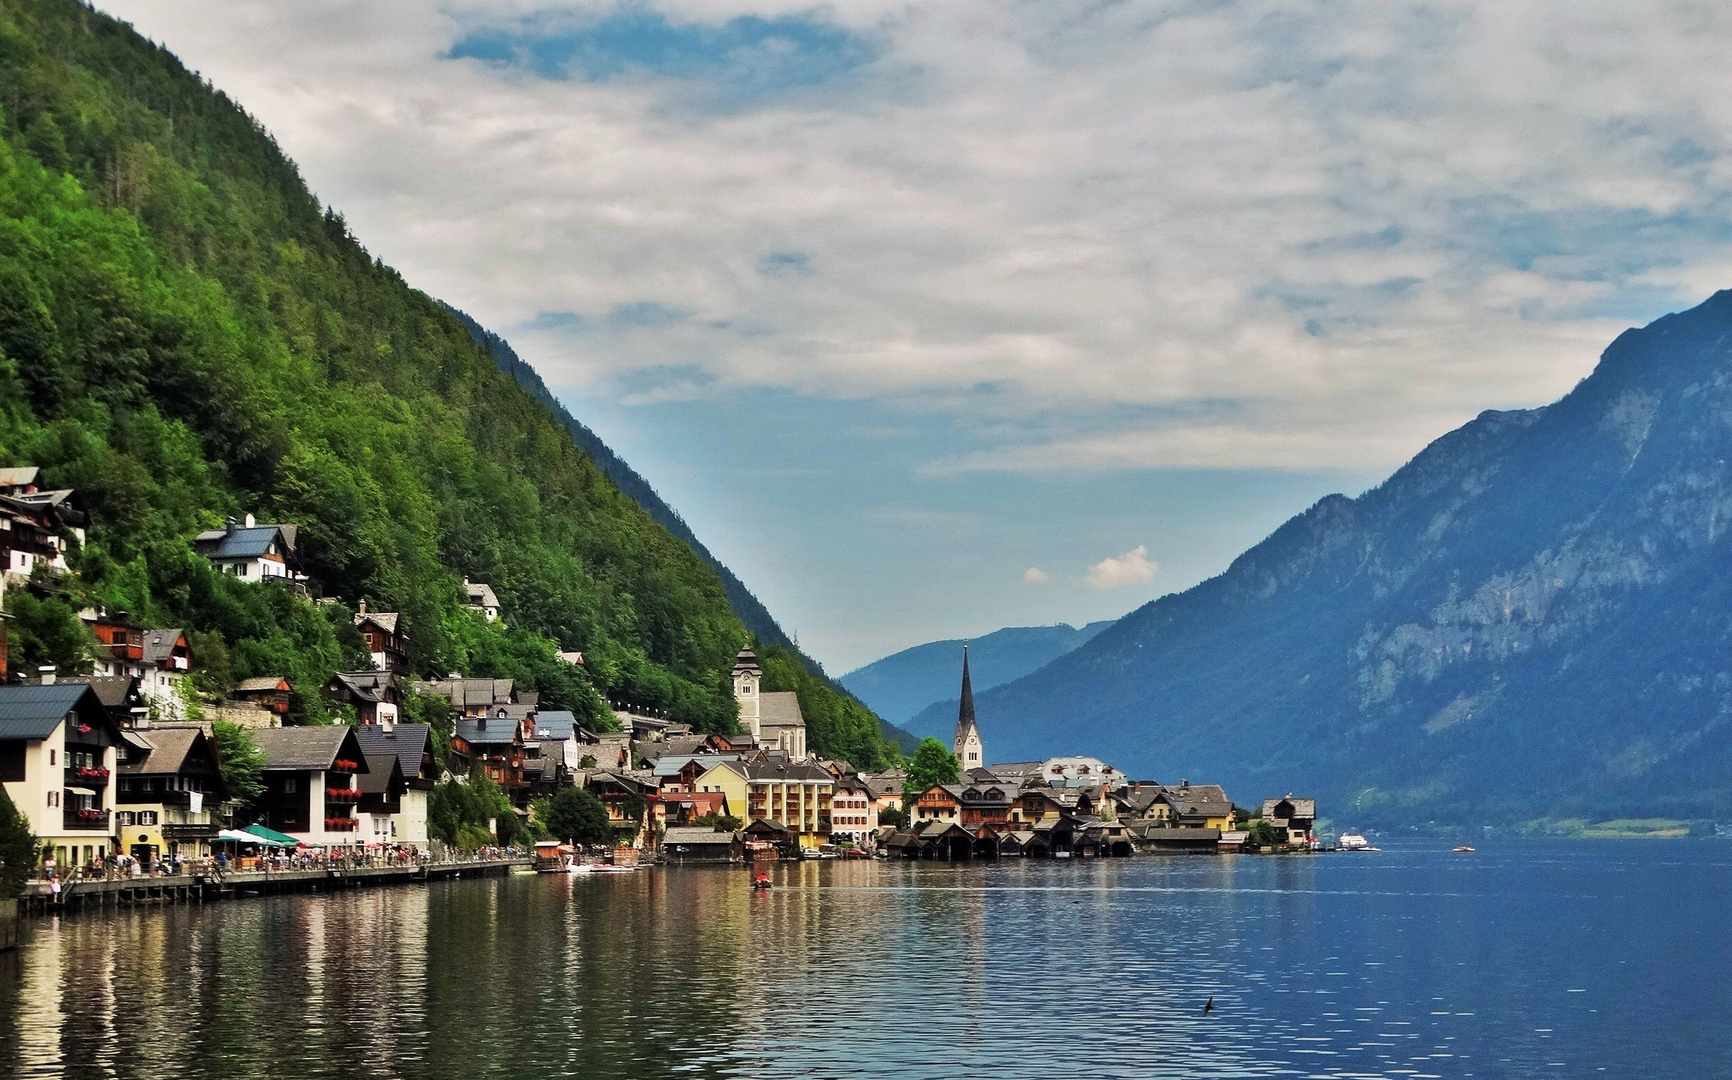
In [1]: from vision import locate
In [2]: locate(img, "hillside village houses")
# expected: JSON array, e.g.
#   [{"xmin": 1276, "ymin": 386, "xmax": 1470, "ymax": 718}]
[{"xmin": 0, "ymin": 465, "xmax": 1316, "ymax": 877}]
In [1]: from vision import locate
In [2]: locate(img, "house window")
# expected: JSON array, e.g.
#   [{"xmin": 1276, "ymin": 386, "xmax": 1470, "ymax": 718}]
[
  {"xmin": 284, "ymin": 777, "xmax": 297, "ymax": 793},
  {"xmin": 49, "ymin": 749, "xmax": 56, "ymax": 766},
  {"xmin": 138, "ymin": 811, "xmax": 158, "ymax": 826},
  {"xmin": 116, "ymin": 812, "xmax": 135, "ymax": 827},
  {"xmin": 47, "ymin": 791, "xmax": 57, "ymax": 808}
]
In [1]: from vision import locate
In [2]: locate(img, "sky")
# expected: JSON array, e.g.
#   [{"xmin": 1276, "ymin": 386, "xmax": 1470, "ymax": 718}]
[{"xmin": 99, "ymin": 0, "xmax": 1732, "ymax": 672}]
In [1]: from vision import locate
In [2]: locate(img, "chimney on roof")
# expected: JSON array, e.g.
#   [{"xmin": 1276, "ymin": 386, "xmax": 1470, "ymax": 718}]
[
  {"xmin": 38, "ymin": 665, "xmax": 54, "ymax": 685},
  {"xmin": 225, "ymin": 516, "xmax": 237, "ymax": 535},
  {"xmin": 1181, "ymin": 779, "xmax": 1189, "ymax": 789},
  {"xmin": 357, "ymin": 598, "xmax": 367, "ymax": 615},
  {"xmin": 244, "ymin": 512, "xmax": 256, "ymax": 528}
]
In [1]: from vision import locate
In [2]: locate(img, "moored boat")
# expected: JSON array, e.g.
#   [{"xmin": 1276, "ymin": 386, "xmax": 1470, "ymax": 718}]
[{"xmin": 1453, "ymin": 845, "xmax": 1476, "ymax": 853}]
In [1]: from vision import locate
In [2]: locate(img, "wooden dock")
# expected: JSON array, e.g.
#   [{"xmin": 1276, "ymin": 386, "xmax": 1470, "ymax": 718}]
[{"xmin": 18, "ymin": 858, "xmax": 532, "ymax": 916}]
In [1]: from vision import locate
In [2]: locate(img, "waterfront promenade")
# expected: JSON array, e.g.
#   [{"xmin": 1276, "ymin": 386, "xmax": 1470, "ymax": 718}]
[{"xmin": 15, "ymin": 851, "xmax": 530, "ymax": 916}]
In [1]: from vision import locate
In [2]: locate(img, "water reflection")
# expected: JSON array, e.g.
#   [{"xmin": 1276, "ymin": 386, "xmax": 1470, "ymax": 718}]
[{"xmin": 0, "ymin": 843, "xmax": 1727, "ymax": 1078}]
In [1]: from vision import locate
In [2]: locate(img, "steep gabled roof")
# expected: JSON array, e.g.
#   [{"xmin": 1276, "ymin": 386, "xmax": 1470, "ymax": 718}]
[
  {"xmin": 531, "ymin": 710, "xmax": 577, "ymax": 741},
  {"xmin": 142, "ymin": 628, "xmax": 185, "ymax": 664},
  {"xmin": 356, "ymin": 745, "xmax": 408, "ymax": 797},
  {"xmin": 356, "ymin": 611, "xmax": 400, "ymax": 635},
  {"xmin": 742, "ymin": 761, "xmax": 833, "ymax": 783},
  {"xmin": 87, "ymin": 676, "xmax": 142, "ymax": 709},
  {"xmin": 1261, "ymin": 795, "xmax": 1316, "ymax": 820},
  {"xmin": 465, "ymin": 581, "xmax": 499, "ymax": 608},
  {"xmin": 1159, "ymin": 783, "xmax": 1233, "ymax": 819},
  {"xmin": 0, "ymin": 466, "xmax": 40, "ymax": 488},
  {"xmin": 252, "ymin": 726, "xmax": 368, "ymax": 773},
  {"xmin": 0, "ymin": 683, "xmax": 113, "ymax": 741},
  {"xmin": 454, "ymin": 716, "xmax": 521, "ymax": 747},
  {"xmin": 193, "ymin": 523, "xmax": 294, "ymax": 560},
  {"xmin": 327, "ymin": 670, "xmax": 397, "ymax": 703},
  {"xmin": 117, "ymin": 726, "xmax": 208, "ymax": 778},
  {"xmin": 758, "ymin": 692, "xmax": 804, "ymax": 729},
  {"xmin": 353, "ymin": 723, "xmax": 434, "ymax": 783}
]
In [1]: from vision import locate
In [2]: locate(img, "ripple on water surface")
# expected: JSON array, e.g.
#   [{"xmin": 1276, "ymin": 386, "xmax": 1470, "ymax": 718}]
[{"xmin": 0, "ymin": 841, "xmax": 1724, "ymax": 1079}]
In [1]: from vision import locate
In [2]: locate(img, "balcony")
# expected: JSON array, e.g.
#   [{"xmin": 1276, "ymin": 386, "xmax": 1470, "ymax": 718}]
[
  {"xmin": 66, "ymin": 765, "xmax": 110, "ymax": 787},
  {"xmin": 324, "ymin": 817, "xmax": 358, "ymax": 832},
  {"xmin": 162, "ymin": 822, "xmax": 217, "ymax": 841},
  {"xmin": 64, "ymin": 807, "xmax": 111, "ymax": 832}
]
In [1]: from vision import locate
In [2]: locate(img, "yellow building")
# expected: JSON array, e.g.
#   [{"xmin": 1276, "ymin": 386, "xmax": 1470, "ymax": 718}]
[
  {"xmin": 698, "ymin": 759, "xmax": 833, "ymax": 849},
  {"xmin": 695, "ymin": 759, "xmax": 750, "ymax": 821},
  {"xmin": 1155, "ymin": 782, "xmax": 1234, "ymax": 831}
]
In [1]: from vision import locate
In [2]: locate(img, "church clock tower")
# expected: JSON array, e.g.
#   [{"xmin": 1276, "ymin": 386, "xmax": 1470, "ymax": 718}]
[{"xmin": 732, "ymin": 647, "xmax": 762, "ymax": 742}]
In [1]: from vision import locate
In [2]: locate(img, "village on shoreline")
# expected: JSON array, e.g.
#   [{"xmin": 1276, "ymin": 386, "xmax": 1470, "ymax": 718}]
[{"xmin": 0, "ymin": 471, "xmax": 1324, "ymax": 919}]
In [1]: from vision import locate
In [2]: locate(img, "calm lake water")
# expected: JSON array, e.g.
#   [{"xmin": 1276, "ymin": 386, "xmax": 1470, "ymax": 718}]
[{"xmin": 0, "ymin": 840, "xmax": 1725, "ymax": 1079}]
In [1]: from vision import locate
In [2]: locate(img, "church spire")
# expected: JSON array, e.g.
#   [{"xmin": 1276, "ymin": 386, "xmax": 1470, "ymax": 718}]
[{"xmin": 953, "ymin": 642, "xmax": 983, "ymax": 772}]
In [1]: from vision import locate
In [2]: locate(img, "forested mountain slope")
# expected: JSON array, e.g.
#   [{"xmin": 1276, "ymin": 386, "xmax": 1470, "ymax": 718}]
[
  {"xmin": 969, "ymin": 294, "xmax": 1732, "ymax": 824},
  {"xmin": 444, "ymin": 306, "xmax": 916, "ymax": 754},
  {"xmin": 0, "ymin": 0, "xmax": 896, "ymax": 766}
]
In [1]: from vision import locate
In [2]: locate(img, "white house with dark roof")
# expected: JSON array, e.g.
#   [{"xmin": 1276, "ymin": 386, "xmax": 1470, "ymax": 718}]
[
  {"xmin": 354, "ymin": 721, "xmax": 435, "ymax": 845},
  {"xmin": 250, "ymin": 726, "xmax": 370, "ymax": 845},
  {"xmin": 0, "ymin": 681, "xmax": 123, "ymax": 870},
  {"xmin": 193, "ymin": 514, "xmax": 299, "ymax": 581},
  {"xmin": 463, "ymin": 579, "xmax": 500, "ymax": 621},
  {"xmin": 0, "ymin": 471, "xmax": 83, "ymax": 582}
]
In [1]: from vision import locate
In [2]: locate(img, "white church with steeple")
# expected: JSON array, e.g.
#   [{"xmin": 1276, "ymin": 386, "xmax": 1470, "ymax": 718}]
[{"xmin": 953, "ymin": 643, "xmax": 983, "ymax": 772}]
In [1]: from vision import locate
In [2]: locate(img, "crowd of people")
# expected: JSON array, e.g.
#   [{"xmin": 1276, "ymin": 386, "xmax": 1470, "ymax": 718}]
[{"xmin": 37, "ymin": 844, "xmax": 530, "ymax": 892}]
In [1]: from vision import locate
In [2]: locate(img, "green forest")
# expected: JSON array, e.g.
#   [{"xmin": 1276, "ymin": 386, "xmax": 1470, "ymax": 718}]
[{"xmin": 0, "ymin": 0, "xmax": 899, "ymax": 767}]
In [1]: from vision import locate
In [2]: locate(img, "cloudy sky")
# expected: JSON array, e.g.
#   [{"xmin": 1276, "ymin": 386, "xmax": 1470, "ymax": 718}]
[{"xmin": 102, "ymin": 0, "xmax": 1732, "ymax": 671}]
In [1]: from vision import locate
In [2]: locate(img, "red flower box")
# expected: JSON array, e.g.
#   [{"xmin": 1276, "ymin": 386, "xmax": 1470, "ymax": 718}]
[{"xmin": 76, "ymin": 766, "xmax": 110, "ymax": 781}]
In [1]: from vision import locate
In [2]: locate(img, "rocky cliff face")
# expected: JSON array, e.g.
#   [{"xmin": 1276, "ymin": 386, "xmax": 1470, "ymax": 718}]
[{"xmin": 970, "ymin": 292, "xmax": 1732, "ymax": 824}]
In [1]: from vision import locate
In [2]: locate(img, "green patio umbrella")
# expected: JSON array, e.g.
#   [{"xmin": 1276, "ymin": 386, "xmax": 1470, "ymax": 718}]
[{"xmin": 241, "ymin": 823, "xmax": 302, "ymax": 847}]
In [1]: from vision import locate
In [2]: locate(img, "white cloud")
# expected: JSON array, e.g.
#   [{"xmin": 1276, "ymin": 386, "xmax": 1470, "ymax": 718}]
[
  {"xmin": 94, "ymin": 0, "xmax": 1732, "ymax": 470},
  {"xmin": 1022, "ymin": 566, "xmax": 1048, "ymax": 583},
  {"xmin": 1086, "ymin": 546, "xmax": 1156, "ymax": 590}
]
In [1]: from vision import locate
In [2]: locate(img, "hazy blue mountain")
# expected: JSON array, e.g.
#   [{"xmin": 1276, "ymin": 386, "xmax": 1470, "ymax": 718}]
[
  {"xmin": 443, "ymin": 305, "xmax": 917, "ymax": 753},
  {"xmin": 958, "ymin": 293, "xmax": 1732, "ymax": 825},
  {"xmin": 844, "ymin": 621, "xmax": 1114, "ymax": 733}
]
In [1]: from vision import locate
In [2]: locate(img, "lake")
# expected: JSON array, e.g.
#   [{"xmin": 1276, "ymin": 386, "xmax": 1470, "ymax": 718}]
[{"xmin": 0, "ymin": 840, "xmax": 1725, "ymax": 1078}]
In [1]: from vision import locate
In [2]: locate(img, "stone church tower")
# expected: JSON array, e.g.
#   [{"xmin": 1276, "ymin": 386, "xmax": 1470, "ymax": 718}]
[
  {"xmin": 732, "ymin": 647, "xmax": 762, "ymax": 742},
  {"xmin": 953, "ymin": 644, "xmax": 983, "ymax": 772}
]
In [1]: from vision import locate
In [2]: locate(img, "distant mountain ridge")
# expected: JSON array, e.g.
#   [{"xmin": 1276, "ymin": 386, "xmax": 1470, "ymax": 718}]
[
  {"xmin": 844, "ymin": 621, "xmax": 1113, "ymax": 734},
  {"xmin": 443, "ymin": 305, "xmax": 917, "ymax": 753},
  {"xmin": 962, "ymin": 293, "xmax": 1732, "ymax": 825}
]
